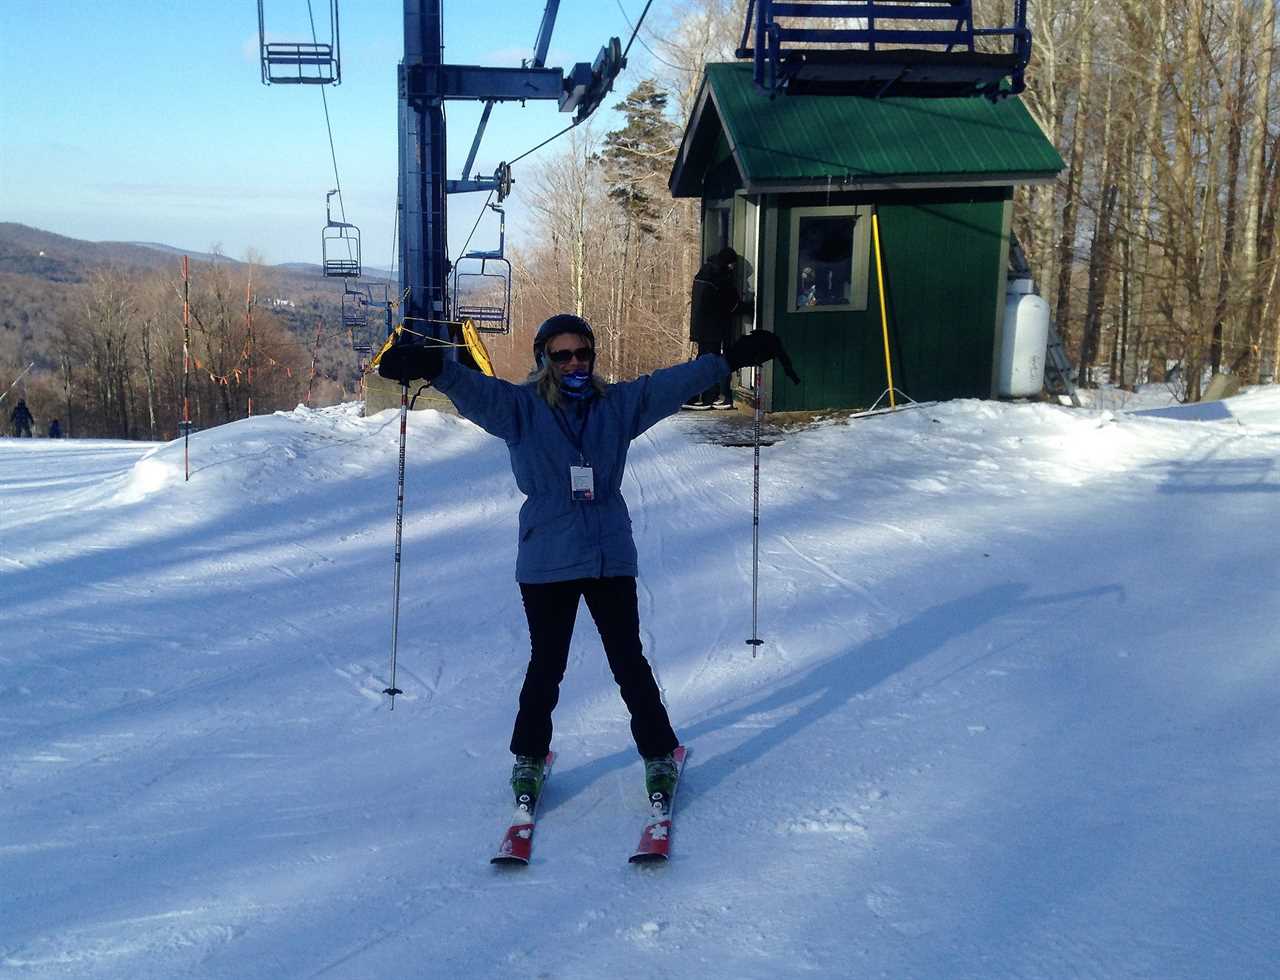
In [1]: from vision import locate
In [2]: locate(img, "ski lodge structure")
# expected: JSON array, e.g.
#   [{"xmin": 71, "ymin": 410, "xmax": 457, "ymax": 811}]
[{"xmin": 670, "ymin": 10, "xmax": 1064, "ymax": 413}]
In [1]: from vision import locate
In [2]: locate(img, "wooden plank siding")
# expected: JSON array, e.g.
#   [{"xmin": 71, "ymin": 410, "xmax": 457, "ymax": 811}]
[{"xmin": 769, "ymin": 188, "xmax": 1010, "ymax": 411}]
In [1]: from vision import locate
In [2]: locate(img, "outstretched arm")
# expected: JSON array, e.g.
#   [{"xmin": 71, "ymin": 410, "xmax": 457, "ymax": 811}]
[
  {"xmin": 379, "ymin": 345, "xmax": 525, "ymax": 443},
  {"xmin": 623, "ymin": 355, "xmax": 729, "ymax": 438},
  {"xmin": 429, "ymin": 360, "xmax": 526, "ymax": 443},
  {"xmin": 616, "ymin": 331, "xmax": 800, "ymax": 438}
]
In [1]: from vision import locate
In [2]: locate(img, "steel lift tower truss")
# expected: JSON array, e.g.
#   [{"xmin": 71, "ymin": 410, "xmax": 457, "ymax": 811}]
[
  {"xmin": 259, "ymin": 2, "xmax": 627, "ymax": 353},
  {"xmin": 397, "ymin": 0, "xmax": 625, "ymax": 351}
]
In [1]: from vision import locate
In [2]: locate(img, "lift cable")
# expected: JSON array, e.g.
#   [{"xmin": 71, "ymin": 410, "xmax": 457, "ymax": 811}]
[
  {"xmin": 509, "ymin": 121, "xmax": 578, "ymax": 167},
  {"xmin": 446, "ymin": 2, "xmax": 660, "ymax": 319},
  {"xmin": 613, "ymin": 0, "xmax": 688, "ymax": 73},
  {"xmin": 307, "ymin": 0, "xmax": 349, "ymax": 231},
  {"xmin": 506, "ymin": 0, "xmax": 659, "ymax": 168},
  {"xmin": 619, "ymin": 0, "xmax": 656, "ymax": 62},
  {"xmin": 454, "ymin": 188, "xmax": 496, "ymax": 266}
]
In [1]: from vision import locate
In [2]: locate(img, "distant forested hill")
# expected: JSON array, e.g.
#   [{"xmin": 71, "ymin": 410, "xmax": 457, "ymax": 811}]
[
  {"xmin": 0, "ymin": 222, "xmax": 370, "ymax": 387},
  {"xmin": 0, "ymin": 223, "xmax": 393, "ymax": 437}
]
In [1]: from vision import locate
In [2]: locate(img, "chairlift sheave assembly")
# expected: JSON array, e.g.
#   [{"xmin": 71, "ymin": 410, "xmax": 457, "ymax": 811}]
[{"xmin": 257, "ymin": 0, "xmax": 342, "ymax": 85}]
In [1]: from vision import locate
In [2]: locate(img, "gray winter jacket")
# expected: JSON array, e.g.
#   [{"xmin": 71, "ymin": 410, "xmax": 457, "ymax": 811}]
[{"xmin": 432, "ymin": 354, "xmax": 729, "ymax": 583}]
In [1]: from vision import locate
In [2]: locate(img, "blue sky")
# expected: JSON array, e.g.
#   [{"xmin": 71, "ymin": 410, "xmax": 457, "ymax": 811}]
[{"xmin": 0, "ymin": 1, "xmax": 667, "ymax": 266}]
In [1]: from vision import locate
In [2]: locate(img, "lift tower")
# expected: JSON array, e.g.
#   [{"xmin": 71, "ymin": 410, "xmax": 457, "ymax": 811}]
[
  {"xmin": 398, "ymin": 3, "xmax": 449, "ymax": 342},
  {"xmin": 396, "ymin": 0, "xmax": 624, "ymax": 351},
  {"xmin": 260, "ymin": 1, "xmax": 627, "ymax": 352}
]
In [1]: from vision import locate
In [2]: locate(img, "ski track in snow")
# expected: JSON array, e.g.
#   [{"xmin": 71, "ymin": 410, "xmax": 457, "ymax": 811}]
[{"xmin": 2, "ymin": 392, "xmax": 1279, "ymax": 978}]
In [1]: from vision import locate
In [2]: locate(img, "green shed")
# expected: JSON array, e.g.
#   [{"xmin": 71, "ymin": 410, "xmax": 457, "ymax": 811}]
[{"xmin": 670, "ymin": 63, "xmax": 1064, "ymax": 412}]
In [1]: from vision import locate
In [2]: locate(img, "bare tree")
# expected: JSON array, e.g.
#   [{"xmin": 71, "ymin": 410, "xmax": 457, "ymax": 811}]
[{"xmin": 76, "ymin": 269, "xmax": 138, "ymax": 438}]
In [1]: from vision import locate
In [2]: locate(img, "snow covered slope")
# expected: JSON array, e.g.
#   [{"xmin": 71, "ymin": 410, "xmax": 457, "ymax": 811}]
[{"xmin": 2, "ymin": 390, "xmax": 1278, "ymax": 978}]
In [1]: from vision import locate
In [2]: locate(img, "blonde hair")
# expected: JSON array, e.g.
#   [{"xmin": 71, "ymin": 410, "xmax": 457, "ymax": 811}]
[{"xmin": 526, "ymin": 361, "xmax": 608, "ymax": 407}]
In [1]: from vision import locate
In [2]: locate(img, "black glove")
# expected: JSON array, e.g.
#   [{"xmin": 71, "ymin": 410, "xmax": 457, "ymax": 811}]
[
  {"xmin": 725, "ymin": 330, "xmax": 802, "ymax": 384},
  {"xmin": 725, "ymin": 330, "xmax": 779, "ymax": 370},
  {"xmin": 378, "ymin": 342, "xmax": 444, "ymax": 384}
]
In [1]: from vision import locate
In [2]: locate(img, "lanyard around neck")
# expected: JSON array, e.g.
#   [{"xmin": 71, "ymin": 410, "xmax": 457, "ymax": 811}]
[{"xmin": 552, "ymin": 398, "xmax": 592, "ymax": 458}]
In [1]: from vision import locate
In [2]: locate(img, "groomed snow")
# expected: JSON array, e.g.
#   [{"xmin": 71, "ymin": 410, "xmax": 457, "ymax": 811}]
[{"xmin": 2, "ymin": 388, "xmax": 1278, "ymax": 978}]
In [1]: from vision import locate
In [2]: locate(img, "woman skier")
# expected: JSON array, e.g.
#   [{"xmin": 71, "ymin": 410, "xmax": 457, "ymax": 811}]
[{"xmin": 378, "ymin": 313, "xmax": 789, "ymax": 804}]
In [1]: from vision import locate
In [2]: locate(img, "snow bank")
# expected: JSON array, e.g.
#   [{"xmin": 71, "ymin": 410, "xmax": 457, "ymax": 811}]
[{"xmin": 2, "ymin": 388, "xmax": 1278, "ymax": 979}]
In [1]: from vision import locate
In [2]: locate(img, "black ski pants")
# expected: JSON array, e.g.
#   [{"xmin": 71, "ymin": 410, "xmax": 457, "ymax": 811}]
[{"xmin": 511, "ymin": 576, "xmax": 678, "ymax": 759}]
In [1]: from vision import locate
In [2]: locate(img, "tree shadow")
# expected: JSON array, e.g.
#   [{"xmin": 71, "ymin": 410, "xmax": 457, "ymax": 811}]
[
  {"xmin": 681, "ymin": 582, "xmax": 1125, "ymax": 801},
  {"xmin": 546, "ymin": 581, "xmax": 1124, "ymax": 813},
  {"xmin": 1150, "ymin": 456, "xmax": 1278, "ymax": 494}
]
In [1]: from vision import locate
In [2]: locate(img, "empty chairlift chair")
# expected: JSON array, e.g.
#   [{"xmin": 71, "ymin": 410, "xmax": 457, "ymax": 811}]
[
  {"xmin": 322, "ymin": 190, "xmax": 361, "ymax": 279},
  {"xmin": 257, "ymin": 0, "xmax": 342, "ymax": 85},
  {"xmin": 452, "ymin": 257, "xmax": 512, "ymax": 335},
  {"xmin": 342, "ymin": 283, "xmax": 372, "ymax": 327},
  {"xmin": 451, "ymin": 204, "xmax": 512, "ymax": 335},
  {"xmin": 342, "ymin": 283, "xmax": 383, "ymax": 356},
  {"xmin": 737, "ymin": 0, "xmax": 1032, "ymax": 99}
]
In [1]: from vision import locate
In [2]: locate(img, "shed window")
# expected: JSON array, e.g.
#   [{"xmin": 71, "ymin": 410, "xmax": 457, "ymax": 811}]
[
  {"xmin": 788, "ymin": 206, "xmax": 871, "ymax": 314},
  {"xmin": 703, "ymin": 200, "xmax": 732, "ymax": 260}
]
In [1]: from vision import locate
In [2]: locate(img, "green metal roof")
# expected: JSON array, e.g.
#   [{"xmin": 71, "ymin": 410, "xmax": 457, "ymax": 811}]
[{"xmin": 670, "ymin": 63, "xmax": 1063, "ymax": 197}]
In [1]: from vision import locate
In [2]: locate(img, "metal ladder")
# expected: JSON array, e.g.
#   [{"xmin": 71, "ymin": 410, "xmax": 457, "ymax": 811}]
[{"xmin": 1043, "ymin": 323, "xmax": 1081, "ymax": 407}]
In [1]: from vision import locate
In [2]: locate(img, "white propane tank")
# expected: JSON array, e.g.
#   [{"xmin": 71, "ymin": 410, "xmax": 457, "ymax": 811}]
[{"xmin": 998, "ymin": 277, "xmax": 1050, "ymax": 397}]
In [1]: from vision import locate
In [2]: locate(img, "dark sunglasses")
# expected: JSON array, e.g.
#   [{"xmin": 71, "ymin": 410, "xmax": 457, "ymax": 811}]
[{"xmin": 546, "ymin": 346, "xmax": 594, "ymax": 364}]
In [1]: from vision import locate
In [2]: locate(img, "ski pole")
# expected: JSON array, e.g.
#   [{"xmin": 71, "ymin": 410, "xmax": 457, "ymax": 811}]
[
  {"xmin": 747, "ymin": 365, "xmax": 764, "ymax": 656},
  {"xmin": 744, "ymin": 345, "xmax": 799, "ymax": 657},
  {"xmin": 383, "ymin": 379, "xmax": 409, "ymax": 708},
  {"xmin": 0, "ymin": 362, "xmax": 35, "ymax": 406}
]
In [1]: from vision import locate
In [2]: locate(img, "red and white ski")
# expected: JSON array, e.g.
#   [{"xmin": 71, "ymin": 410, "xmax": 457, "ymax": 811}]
[
  {"xmin": 491, "ymin": 751, "xmax": 555, "ymax": 866},
  {"xmin": 629, "ymin": 745, "xmax": 689, "ymax": 864}
]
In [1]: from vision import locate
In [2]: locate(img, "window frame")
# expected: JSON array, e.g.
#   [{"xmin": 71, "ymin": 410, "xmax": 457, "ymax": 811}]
[
  {"xmin": 702, "ymin": 199, "xmax": 733, "ymax": 261},
  {"xmin": 786, "ymin": 205, "xmax": 872, "ymax": 315}
]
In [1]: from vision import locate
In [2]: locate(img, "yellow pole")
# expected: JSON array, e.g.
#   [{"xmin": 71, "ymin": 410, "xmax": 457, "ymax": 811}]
[{"xmin": 872, "ymin": 210, "xmax": 896, "ymax": 409}]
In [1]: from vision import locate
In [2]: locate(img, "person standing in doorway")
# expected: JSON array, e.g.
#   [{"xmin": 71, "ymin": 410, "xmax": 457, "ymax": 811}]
[{"xmin": 687, "ymin": 247, "xmax": 751, "ymax": 410}]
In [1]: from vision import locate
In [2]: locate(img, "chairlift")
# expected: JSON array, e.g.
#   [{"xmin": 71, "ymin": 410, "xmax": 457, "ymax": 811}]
[
  {"xmin": 257, "ymin": 0, "xmax": 342, "ymax": 85},
  {"xmin": 342, "ymin": 282, "xmax": 389, "ymax": 352},
  {"xmin": 737, "ymin": 0, "xmax": 1031, "ymax": 99},
  {"xmin": 322, "ymin": 190, "xmax": 361, "ymax": 279},
  {"xmin": 341, "ymin": 284, "xmax": 369, "ymax": 329},
  {"xmin": 352, "ymin": 337, "xmax": 374, "ymax": 356},
  {"xmin": 451, "ymin": 204, "xmax": 512, "ymax": 335}
]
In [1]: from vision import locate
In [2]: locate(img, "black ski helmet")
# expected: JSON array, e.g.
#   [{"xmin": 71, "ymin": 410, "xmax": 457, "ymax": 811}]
[{"xmin": 533, "ymin": 313, "xmax": 595, "ymax": 368}]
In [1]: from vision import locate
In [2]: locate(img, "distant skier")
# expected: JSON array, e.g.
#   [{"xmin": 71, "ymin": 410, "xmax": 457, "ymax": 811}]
[
  {"xmin": 48, "ymin": 418, "xmax": 62, "ymax": 439},
  {"xmin": 10, "ymin": 399, "xmax": 33, "ymax": 437},
  {"xmin": 378, "ymin": 314, "xmax": 791, "ymax": 805}
]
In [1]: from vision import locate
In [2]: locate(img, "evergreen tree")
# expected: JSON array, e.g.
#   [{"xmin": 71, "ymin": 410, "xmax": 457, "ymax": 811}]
[{"xmin": 600, "ymin": 80, "xmax": 678, "ymax": 237}]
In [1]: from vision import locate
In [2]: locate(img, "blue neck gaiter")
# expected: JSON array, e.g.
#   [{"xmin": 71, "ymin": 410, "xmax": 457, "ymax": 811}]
[{"xmin": 559, "ymin": 368, "xmax": 595, "ymax": 401}]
